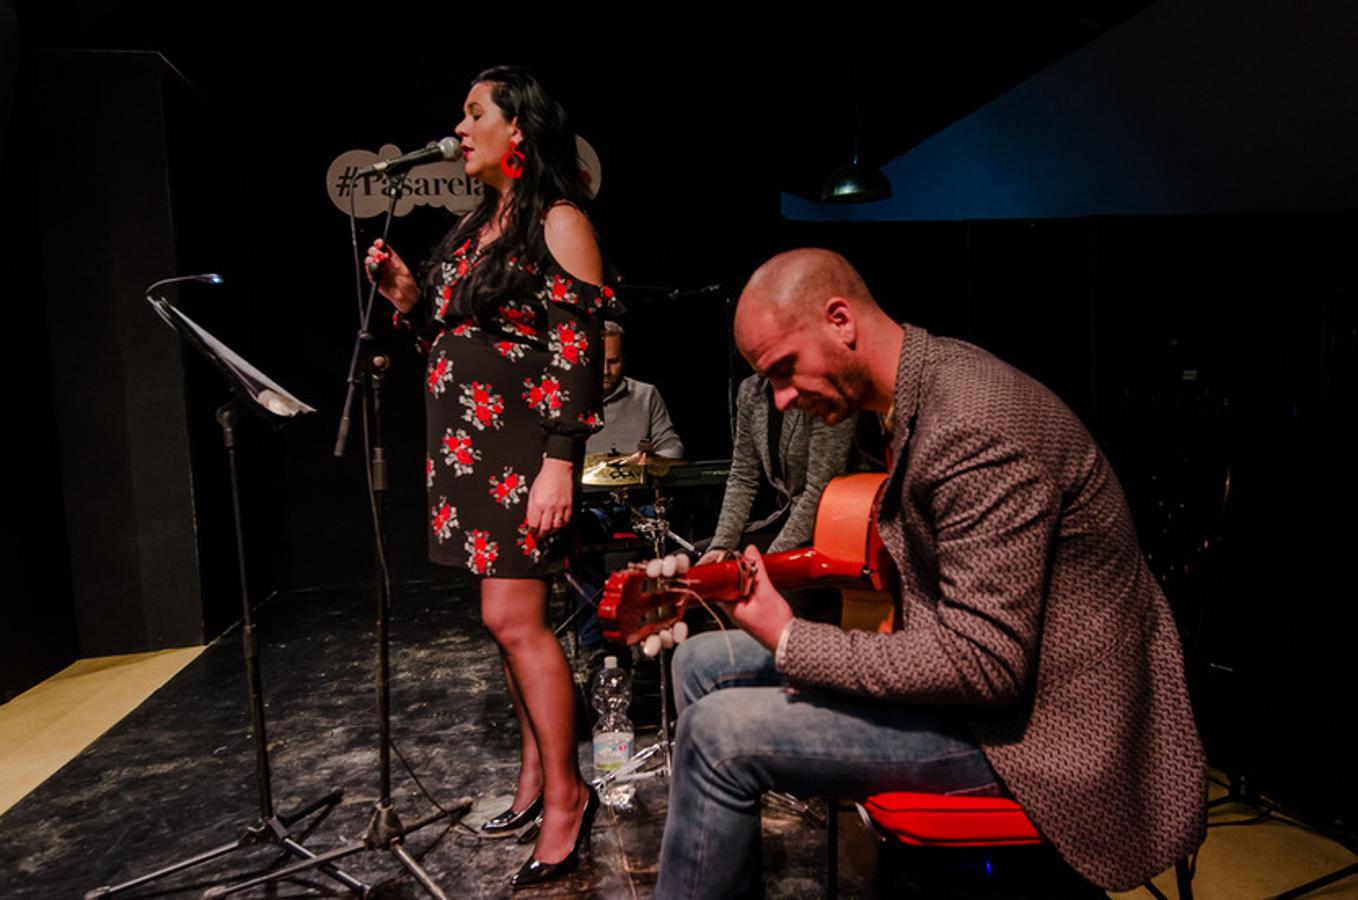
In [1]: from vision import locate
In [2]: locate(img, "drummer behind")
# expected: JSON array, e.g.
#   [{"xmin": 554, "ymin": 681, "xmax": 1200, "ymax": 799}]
[{"xmin": 586, "ymin": 321, "xmax": 685, "ymax": 458}]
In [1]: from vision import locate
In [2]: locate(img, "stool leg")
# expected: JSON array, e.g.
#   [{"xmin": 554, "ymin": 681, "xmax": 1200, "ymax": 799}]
[
  {"xmin": 1175, "ymin": 856, "xmax": 1194, "ymax": 900},
  {"xmin": 826, "ymin": 802, "xmax": 839, "ymax": 898}
]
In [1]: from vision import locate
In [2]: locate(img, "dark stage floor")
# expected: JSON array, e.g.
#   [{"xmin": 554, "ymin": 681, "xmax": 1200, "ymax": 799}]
[{"xmin": 1, "ymin": 581, "xmax": 852, "ymax": 899}]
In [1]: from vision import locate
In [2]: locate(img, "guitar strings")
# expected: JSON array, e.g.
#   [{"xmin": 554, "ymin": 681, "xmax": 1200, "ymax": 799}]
[{"xmin": 674, "ymin": 586, "xmax": 737, "ymax": 665}]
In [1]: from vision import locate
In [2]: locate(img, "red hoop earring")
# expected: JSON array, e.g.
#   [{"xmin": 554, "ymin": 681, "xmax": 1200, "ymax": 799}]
[{"xmin": 500, "ymin": 143, "xmax": 526, "ymax": 180}]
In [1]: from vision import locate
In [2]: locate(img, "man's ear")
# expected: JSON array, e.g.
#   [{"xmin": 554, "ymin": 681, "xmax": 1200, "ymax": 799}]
[{"xmin": 824, "ymin": 297, "xmax": 856, "ymax": 347}]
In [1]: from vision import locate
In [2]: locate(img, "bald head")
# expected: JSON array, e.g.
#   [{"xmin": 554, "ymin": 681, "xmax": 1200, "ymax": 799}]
[
  {"xmin": 736, "ymin": 248, "xmax": 876, "ymax": 334},
  {"xmin": 734, "ymin": 248, "xmax": 903, "ymax": 417}
]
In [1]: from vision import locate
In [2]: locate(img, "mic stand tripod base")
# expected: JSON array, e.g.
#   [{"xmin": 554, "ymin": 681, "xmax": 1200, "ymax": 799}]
[
  {"xmin": 201, "ymin": 797, "xmax": 471, "ymax": 900},
  {"xmin": 84, "ymin": 790, "xmax": 369, "ymax": 899}
]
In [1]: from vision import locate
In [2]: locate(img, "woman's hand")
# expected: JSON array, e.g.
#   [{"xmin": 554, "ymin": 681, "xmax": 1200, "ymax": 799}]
[
  {"xmin": 526, "ymin": 457, "xmax": 574, "ymax": 538},
  {"xmin": 365, "ymin": 238, "xmax": 420, "ymax": 313}
]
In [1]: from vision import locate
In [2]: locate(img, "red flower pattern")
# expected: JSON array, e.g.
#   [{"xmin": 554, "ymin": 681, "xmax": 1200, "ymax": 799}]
[
  {"xmin": 516, "ymin": 520, "xmax": 541, "ymax": 563},
  {"xmin": 545, "ymin": 274, "xmax": 578, "ymax": 307},
  {"xmin": 422, "ymin": 250, "xmax": 621, "ymax": 576},
  {"xmin": 549, "ymin": 322, "xmax": 588, "ymax": 370},
  {"xmin": 508, "ymin": 255, "xmax": 539, "ymax": 275},
  {"xmin": 496, "ymin": 301, "xmax": 537, "ymax": 338},
  {"xmin": 521, "ymin": 372, "xmax": 568, "ymax": 418},
  {"xmin": 440, "ymin": 427, "xmax": 480, "ymax": 476},
  {"xmin": 495, "ymin": 340, "xmax": 527, "ymax": 362},
  {"xmin": 464, "ymin": 529, "xmax": 498, "ymax": 576},
  {"xmin": 431, "ymin": 497, "xmax": 459, "ymax": 544},
  {"xmin": 436, "ymin": 241, "xmax": 484, "ymax": 318},
  {"xmin": 488, "ymin": 466, "xmax": 529, "ymax": 508},
  {"xmin": 426, "ymin": 351, "xmax": 454, "ymax": 397},
  {"xmin": 459, "ymin": 381, "xmax": 505, "ymax": 431}
]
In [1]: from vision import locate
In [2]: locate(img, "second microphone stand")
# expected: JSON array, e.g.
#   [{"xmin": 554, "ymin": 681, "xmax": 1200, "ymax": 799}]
[{"xmin": 209, "ymin": 172, "xmax": 469, "ymax": 900}]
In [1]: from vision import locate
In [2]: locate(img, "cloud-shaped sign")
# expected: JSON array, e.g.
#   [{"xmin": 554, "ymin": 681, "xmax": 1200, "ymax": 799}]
[{"xmin": 326, "ymin": 137, "xmax": 602, "ymax": 218}]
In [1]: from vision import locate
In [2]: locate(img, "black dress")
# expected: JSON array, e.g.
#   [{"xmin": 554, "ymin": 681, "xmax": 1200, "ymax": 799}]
[{"xmin": 406, "ymin": 233, "xmax": 617, "ymax": 577}]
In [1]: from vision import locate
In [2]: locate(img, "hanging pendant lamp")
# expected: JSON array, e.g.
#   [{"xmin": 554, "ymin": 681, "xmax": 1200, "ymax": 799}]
[
  {"xmin": 819, "ymin": 153, "xmax": 893, "ymax": 204},
  {"xmin": 819, "ymin": 65, "xmax": 893, "ymax": 204}
]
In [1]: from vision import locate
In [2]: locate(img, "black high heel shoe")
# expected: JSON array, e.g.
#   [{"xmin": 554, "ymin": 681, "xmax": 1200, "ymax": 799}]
[
  {"xmin": 481, "ymin": 792, "xmax": 543, "ymax": 834},
  {"xmin": 509, "ymin": 786, "xmax": 600, "ymax": 888}
]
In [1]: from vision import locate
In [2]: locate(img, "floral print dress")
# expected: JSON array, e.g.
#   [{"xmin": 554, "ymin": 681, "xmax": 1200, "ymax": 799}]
[{"xmin": 409, "ymin": 235, "xmax": 616, "ymax": 577}]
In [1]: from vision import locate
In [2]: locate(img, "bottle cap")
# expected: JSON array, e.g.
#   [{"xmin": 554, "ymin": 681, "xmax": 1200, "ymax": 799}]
[{"xmin": 604, "ymin": 655, "xmax": 618, "ymax": 669}]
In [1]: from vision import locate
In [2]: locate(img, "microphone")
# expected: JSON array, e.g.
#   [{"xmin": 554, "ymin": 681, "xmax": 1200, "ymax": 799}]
[{"xmin": 357, "ymin": 137, "xmax": 461, "ymax": 176}]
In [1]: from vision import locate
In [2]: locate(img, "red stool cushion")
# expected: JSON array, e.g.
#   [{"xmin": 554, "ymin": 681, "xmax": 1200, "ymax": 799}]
[{"xmin": 861, "ymin": 792, "xmax": 1042, "ymax": 847}]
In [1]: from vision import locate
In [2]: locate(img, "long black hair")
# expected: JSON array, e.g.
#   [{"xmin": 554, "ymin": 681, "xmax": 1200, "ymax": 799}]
[{"xmin": 422, "ymin": 65, "xmax": 594, "ymax": 318}]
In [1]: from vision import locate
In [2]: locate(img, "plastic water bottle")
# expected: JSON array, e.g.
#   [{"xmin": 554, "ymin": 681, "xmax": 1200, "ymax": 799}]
[{"xmin": 591, "ymin": 656, "xmax": 636, "ymax": 808}]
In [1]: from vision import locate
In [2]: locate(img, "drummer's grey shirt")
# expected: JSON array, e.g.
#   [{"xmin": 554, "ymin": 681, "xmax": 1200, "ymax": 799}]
[{"xmin": 586, "ymin": 377, "xmax": 685, "ymax": 459}]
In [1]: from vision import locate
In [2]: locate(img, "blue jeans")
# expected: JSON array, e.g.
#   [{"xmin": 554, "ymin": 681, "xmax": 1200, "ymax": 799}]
[{"xmin": 655, "ymin": 631, "xmax": 1001, "ymax": 899}]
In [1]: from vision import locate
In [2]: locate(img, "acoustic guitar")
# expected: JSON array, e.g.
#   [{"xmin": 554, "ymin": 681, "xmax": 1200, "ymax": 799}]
[{"xmin": 598, "ymin": 472, "xmax": 895, "ymax": 646}]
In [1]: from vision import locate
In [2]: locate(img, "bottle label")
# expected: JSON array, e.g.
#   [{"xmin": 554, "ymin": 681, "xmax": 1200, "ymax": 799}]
[{"xmin": 593, "ymin": 731, "xmax": 634, "ymax": 772}]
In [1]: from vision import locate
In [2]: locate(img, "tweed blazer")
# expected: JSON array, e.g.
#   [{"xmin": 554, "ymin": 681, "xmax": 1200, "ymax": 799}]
[
  {"xmin": 782, "ymin": 326, "xmax": 1206, "ymax": 890},
  {"xmin": 710, "ymin": 374, "xmax": 856, "ymax": 554}
]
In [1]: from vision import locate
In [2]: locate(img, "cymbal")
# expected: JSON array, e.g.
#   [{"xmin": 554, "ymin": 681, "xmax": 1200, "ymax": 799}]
[{"xmin": 581, "ymin": 452, "xmax": 688, "ymax": 486}]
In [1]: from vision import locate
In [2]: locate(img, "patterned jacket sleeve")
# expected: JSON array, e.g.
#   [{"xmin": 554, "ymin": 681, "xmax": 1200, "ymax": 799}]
[
  {"xmin": 532, "ymin": 272, "xmax": 617, "ymax": 461},
  {"xmin": 781, "ymin": 418, "xmax": 1058, "ymax": 706},
  {"xmin": 767, "ymin": 412, "xmax": 857, "ymax": 553},
  {"xmin": 709, "ymin": 375, "xmax": 763, "ymax": 551}
]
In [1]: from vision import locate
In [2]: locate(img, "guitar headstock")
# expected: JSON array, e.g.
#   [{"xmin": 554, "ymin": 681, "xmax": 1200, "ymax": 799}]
[
  {"xmin": 599, "ymin": 554, "xmax": 691, "ymax": 648},
  {"xmin": 598, "ymin": 553, "xmax": 754, "ymax": 649}
]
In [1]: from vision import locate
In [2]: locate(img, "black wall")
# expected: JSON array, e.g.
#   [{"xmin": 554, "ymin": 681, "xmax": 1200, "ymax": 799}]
[{"xmin": 1, "ymin": 0, "xmax": 78, "ymax": 702}]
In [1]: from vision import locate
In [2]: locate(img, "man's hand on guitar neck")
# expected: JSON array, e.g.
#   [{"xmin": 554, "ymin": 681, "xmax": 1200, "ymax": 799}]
[{"xmin": 728, "ymin": 545, "xmax": 795, "ymax": 654}]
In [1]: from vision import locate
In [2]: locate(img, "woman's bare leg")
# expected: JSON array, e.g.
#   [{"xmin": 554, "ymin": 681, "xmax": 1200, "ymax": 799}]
[
  {"xmin": 500, "ymin": 654, "xmax": 544, "ymax": 810},
  {"xmin": 481, "ymin": 577, "xmax": 589, "ymax": 863}
]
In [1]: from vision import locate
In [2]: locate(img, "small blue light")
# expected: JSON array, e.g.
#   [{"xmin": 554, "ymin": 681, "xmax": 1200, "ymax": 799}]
[
  {"xmin": 984, "ymin": 857, "xmax": 993, "ymax": 880},
  {"xmin": 205, "ymin": 274, "xmax": 224, "ymax": 285}
]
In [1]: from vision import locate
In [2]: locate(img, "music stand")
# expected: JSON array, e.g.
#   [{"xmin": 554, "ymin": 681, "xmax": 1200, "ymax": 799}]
[{"xmin": 86, "ymin": 281, "xmax": 367, "ymax": 898}]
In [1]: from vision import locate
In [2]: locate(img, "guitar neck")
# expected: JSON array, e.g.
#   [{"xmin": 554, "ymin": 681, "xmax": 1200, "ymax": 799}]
[{"xmin": 686, "ymin": 546, "xmax": 871, "ymax": 600}]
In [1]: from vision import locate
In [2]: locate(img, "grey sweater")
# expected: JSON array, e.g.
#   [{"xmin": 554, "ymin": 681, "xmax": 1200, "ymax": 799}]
[
  {"xmin": 585, "ymin": 377, "xmax": 685, "ymax": 458},
  {"xmin": 709, "ymin": 374, "xmax": 856, "ymax": 553}
]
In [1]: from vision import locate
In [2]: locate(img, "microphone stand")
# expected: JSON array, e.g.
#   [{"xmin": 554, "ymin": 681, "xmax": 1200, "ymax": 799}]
[
  {"xmin": 211, "ymin": 173, "xmax": 468, "ymax": 899},
  {"xmin": 87, "ymin": 288, "xmax": 367, "ymax": 899}
]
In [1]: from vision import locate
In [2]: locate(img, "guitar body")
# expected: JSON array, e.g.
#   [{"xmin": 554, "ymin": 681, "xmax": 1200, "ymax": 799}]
[{"xmin": 599, "ymin": 472, "xmax": 894, "ymax": 645}]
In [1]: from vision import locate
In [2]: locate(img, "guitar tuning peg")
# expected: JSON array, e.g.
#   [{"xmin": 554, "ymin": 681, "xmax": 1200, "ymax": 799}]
[
  {"xmin": 659, "ymin": 628, "xmax": 674, "ymax": 649},
  {"xmin": 661, "ymin": 556, "xmax": 677, "ymax": 578},
  {"xmin": 645, "ymin": 558, "xmax": 663, "ymax": 578},
  {"xmin": 642, "ymin": 634, "xmax": 662, "ymax": 657},
  {"xmin": 675, "ymin": 554, "xmax": 691, "ymax": 575},
  {"xmin": 672, "ymin": 621, "xmax": 688, "ymax": 643}
]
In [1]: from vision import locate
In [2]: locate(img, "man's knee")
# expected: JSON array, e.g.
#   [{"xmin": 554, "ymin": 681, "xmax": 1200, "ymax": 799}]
[
  {"xmin": 673, "ymin": 691, "xmax": 770, "ymax": 801},
  {"xmin": 671, "ymin": 632, "xmax": 730, "ymax": 712}
]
